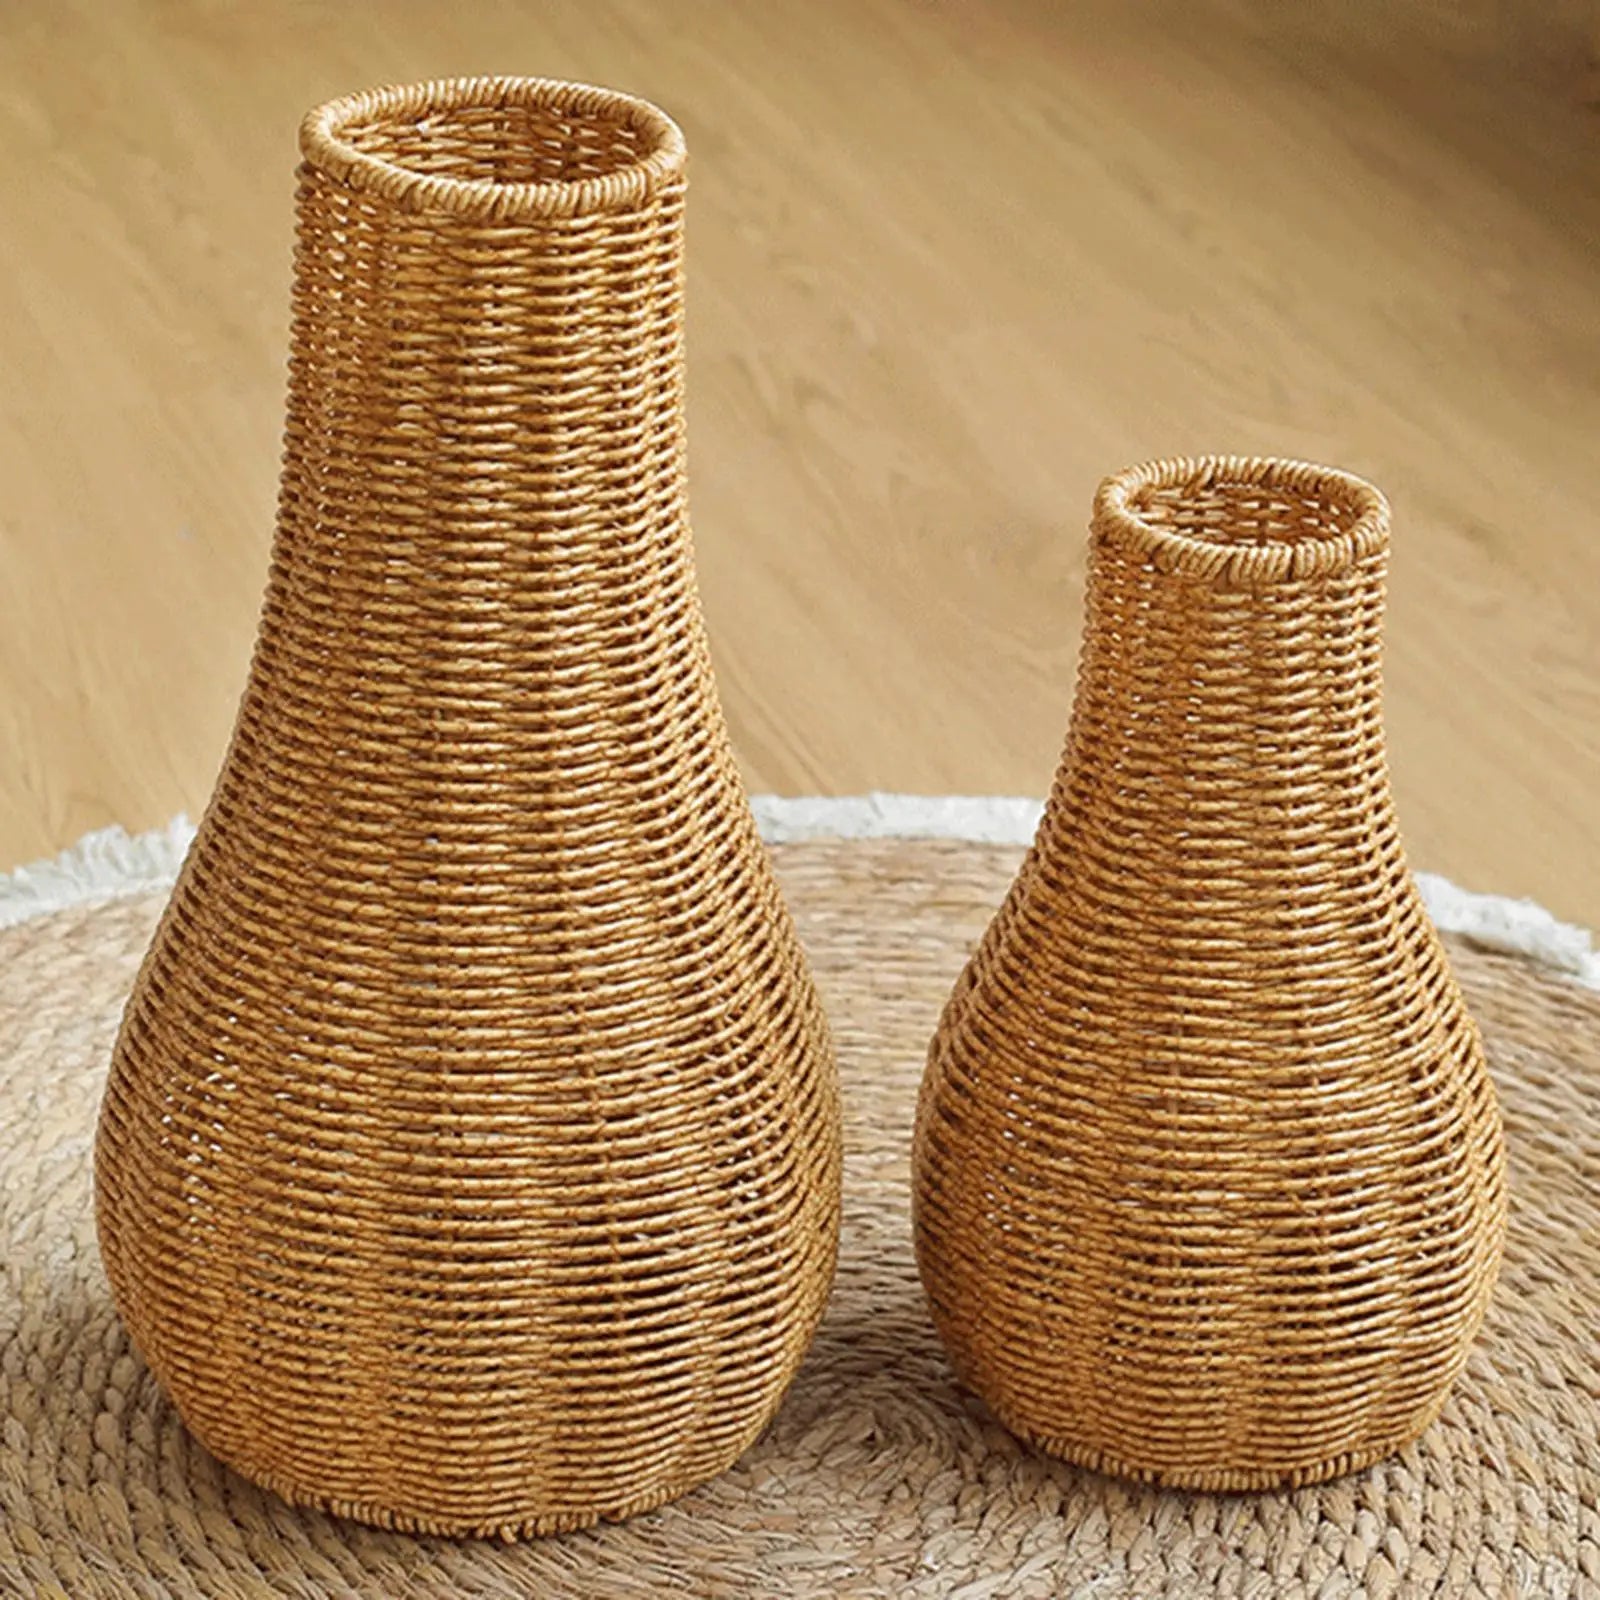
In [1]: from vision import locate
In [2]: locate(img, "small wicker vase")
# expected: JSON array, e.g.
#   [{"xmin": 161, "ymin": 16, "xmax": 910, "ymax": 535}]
[
  {"xmin": 913, "ymin": 456, "xmax": 1507, "ymax": 1491},
  {"xmin": 95, "ymin": 78, "xmax": 841, "ymax": 1539}
]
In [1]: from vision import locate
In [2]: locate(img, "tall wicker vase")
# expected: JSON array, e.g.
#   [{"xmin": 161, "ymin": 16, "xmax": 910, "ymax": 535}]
[
  {"xmin": 95, "ymin": 78, "xmax": 841, "ymax": 1539},
  {"xmin": 913, "ymin": 456, "xmax": 1507, "ymax": 1490}
]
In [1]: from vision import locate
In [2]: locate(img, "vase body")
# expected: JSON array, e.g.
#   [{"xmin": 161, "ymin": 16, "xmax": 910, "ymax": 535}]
[
  {"xmin": 913, "ymin": 456, "xmax": 1506, "ymax": 1490},
  {"xmin": 95, "ymin": 78, "xmax": 841, "ymax": 1538}
]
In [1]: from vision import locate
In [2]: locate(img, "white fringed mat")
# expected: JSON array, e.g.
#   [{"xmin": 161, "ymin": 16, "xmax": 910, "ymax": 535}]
[{"xmin": 2, "ymin": 799, "xmax": 1596, "ymax": 1599}]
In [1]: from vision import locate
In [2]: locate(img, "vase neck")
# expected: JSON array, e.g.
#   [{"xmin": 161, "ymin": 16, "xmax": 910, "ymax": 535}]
[
  {"xmin": 274, "ymin": 163, "xmax": 691, "ymax": 590},
  {"xmin": 224, "ymin": 147, "xmax": 732, "ymax": 814},
  {"xmin": 1055, "ymin": 525, "xmax": 1394, "ymax": 828}
]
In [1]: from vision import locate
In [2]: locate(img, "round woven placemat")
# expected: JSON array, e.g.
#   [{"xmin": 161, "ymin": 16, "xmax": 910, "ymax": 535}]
[{"xmin": 3, "ymin": 835, "xmax": 1596, "ymax": 1599}]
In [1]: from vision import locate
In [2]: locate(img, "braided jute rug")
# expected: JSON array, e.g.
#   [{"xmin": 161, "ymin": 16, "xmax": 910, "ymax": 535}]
[{"xmin": 2, "ymin": 797, "xmax": 1596, "ymax": 1600}]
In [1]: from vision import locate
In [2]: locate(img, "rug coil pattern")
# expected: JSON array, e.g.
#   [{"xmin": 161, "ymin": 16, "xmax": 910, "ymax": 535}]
[{"xmin": 2, "ymin": 837, "xmax": 1597, "ymax": 1598}]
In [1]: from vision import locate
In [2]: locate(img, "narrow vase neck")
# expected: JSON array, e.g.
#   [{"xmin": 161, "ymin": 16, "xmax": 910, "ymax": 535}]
[
  {"xmin": 231, "ymin": 82, "xmax": 727, "ymax": 808},
  {"xmin": 1056, "ymin": 458, "xmax": 1397, "ymax": 829},
  {"xmin": 263, "ymin": 79, "xmax": 692, "ymax": 607}
]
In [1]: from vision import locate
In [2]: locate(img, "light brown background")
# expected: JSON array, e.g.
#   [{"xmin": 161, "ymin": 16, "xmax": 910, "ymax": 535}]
[{"xmin": 2, "ymin": 0, "xmax": 1597, "ymax": 921}]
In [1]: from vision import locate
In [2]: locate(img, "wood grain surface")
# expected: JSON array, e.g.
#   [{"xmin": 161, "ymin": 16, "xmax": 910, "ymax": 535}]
[{"xmin": 1, "ymin": 0, "xmax": 1596, "ymax": 921}]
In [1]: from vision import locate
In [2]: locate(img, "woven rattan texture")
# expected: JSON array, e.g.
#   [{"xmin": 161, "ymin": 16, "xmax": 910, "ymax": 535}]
[
  {"xmin": 914, "ymin": 458, "xmax": 1509, "ymax": 1491},
  {"xmin": 4, "ymin": 841, "xmax": 1596, "ymax": 1598},
  {"xmin": 92, "ymin": 79, "xmax": 840, "ymax": 1538}
]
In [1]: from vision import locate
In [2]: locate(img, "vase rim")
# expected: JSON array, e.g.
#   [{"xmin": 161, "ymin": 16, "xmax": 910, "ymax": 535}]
[
  {"xmin": 1092, "ymin": 455, "xmax": 1391, "ymax": 584},
  {"xmin": 300, "ymin": 76, "xmax": 687, "ymax": 223}
]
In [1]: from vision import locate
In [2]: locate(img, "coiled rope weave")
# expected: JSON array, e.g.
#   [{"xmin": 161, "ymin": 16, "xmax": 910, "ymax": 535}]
[
  {"xmin": 2, "ymin": 836, "xmax": 1595, "ymax": 1596},
  {"xmin": 915, "ymin": 457, "xmax": 1508, "ymax": 1490},
  {"xmin": 93, "ymin": 78, "xmax": 840, "ymax": 1538}
]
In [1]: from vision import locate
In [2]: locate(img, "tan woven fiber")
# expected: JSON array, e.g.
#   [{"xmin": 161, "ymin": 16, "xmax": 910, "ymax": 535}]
[
  {"xmin": 92, "ymin": 78, "xmax": 841, "ymax": 1539},
  {"xmin": 914, "ymin": 457, "xmax": 1509, "ymax": 1491},
  {"xmin": 4, "ymin": 837, "xmax": 1597, "ymax": 1598}
]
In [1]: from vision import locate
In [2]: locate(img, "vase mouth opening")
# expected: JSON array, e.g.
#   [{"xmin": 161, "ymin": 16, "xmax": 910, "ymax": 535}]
[
  {"xmin": 300, "ymin": 77, "xmax": 687, "ymax": 222},
  {"xmin": 1093, "ymin": 456, "xmax": 1390, "ymax": 584}
]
